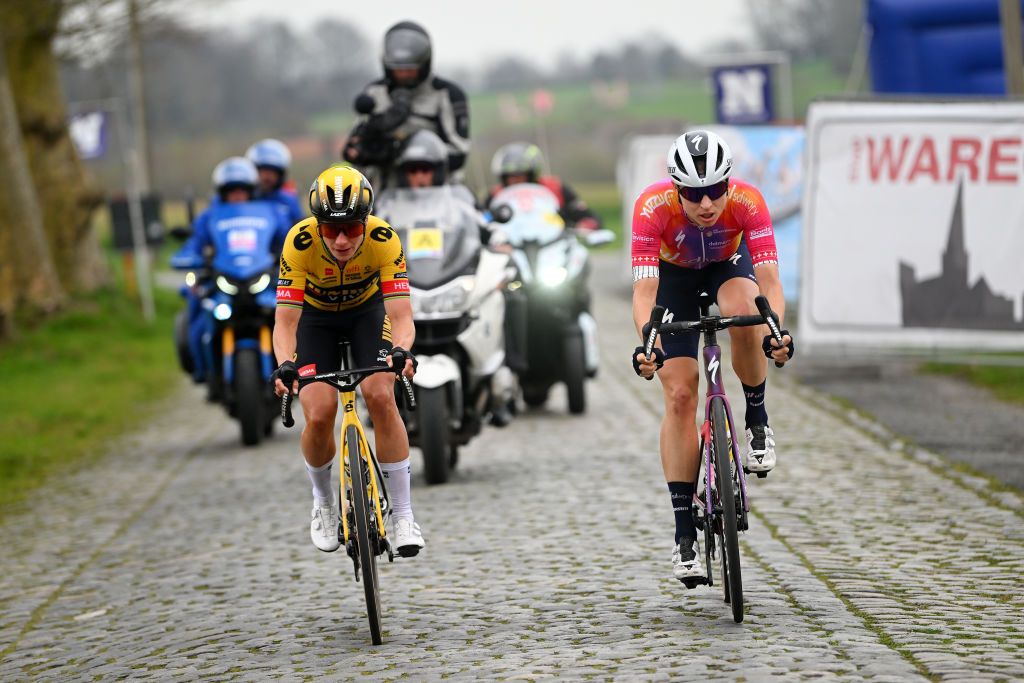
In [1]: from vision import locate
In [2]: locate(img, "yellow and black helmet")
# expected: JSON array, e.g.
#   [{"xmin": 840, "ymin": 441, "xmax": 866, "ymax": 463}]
[{"xmin": 308, "ymin": 165, "xmax": 374, "ymax": 223}]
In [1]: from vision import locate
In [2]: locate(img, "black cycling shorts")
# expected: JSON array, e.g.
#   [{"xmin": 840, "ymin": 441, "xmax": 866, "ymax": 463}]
[
  {"xmin": 656, "ymin": 242, "xmax": 757, "ymax": 360},
  {"xmin": 295, "ymin": 296, "xmax": 393, "ymax": 378}
]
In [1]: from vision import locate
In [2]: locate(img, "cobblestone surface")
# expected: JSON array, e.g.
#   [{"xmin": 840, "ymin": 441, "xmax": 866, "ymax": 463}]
[{"xmin": 1, "ymin": 254, "xmax": 1021, "ymax": 681}]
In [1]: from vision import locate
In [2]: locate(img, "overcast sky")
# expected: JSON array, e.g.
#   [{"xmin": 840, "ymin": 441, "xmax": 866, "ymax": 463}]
[{"xmin": 187, "ymin": 0, "xmax": 754, "ymax": 71}]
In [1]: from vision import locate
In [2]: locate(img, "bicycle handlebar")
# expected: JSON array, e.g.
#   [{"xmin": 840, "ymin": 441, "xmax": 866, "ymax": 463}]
[
  {"xmin": 755, "ymin": 295, "xmax": 786, "ymax": 368},
  {"xmin": 280, "ymin": 364, "xmax": 417, "ymax": 428}
]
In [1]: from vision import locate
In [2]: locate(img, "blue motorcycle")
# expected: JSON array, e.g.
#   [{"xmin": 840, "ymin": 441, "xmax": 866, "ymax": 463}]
[{"xmin": 171, "ymin": 203, "xmax": 283, "ymax": 446}]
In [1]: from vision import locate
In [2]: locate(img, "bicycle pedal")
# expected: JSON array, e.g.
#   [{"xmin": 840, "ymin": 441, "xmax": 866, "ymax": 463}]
[
  {"xmin": 756, "ymin": 472, "xmax": 767, "ymax": 479},
  {"xmin": 680, "ymin": 576, "xmax": 708, "ymax": 590},
  {"xmin": 396, "ymin": 545, "xmax": 420, "ymax": 558}
]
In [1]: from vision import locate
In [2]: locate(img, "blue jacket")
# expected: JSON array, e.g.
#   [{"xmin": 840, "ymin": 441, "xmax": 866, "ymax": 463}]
[
  {"xmin": 257, "ymin": 188, "xmax": 305, "ymax": 230},
  {"xmin": 170, "ymin": 200, "xmax": 290, "ymax": 271}
]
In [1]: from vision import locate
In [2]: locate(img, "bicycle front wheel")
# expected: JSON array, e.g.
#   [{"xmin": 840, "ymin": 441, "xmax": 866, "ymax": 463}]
[
  {"xmin": 711, "ymin": 396, "xmax": 743, "ymax": 623},
  {"xmin": 347, "ymin": 425, "xmax": 383, "ymax": 644}
]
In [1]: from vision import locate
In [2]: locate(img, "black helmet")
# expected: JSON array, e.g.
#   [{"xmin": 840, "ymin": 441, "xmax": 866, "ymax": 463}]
[
  {"xmin": 396, "ymin": 130, "xmax": 448, "ymax": 186},
  {"xmin": 382, "ymin": 21, "xmax": 432, "ymax": 88},
  {"xmin": 492, "ymin": 142, "xmax": 544, "ymax": 185}
]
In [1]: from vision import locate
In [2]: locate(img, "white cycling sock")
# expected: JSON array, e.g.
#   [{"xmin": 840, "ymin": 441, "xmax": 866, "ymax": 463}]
[
  {"xmin": 380, "ymin": 458, "xmax": 413, "ymax": 521},
  {"xmin": 305, "ymin": 460, "xmax": 334, "ymax": 507}
]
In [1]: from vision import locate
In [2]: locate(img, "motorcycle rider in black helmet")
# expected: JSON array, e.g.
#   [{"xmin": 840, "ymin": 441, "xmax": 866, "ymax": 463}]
[{"xmin": 343, "ymin": 21, "xmax": 471, "ymax": 190}]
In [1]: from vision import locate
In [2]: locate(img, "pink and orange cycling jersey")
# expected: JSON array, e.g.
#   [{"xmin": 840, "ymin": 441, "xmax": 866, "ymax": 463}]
[{"xmin": 630, "ymin": 178, "xmax": 778, "ymax": 279}]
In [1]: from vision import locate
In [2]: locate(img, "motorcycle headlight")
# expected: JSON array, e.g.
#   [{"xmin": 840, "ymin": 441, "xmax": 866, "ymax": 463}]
[
  {"xmin": 248, "ymin": 273, "xmax": 272, "ymax": 294},
  {"xmin": 213, "ymin": 303, "xmax": 232, "ymax": 320},
  {"xmin": 412, "ymin": 276, "xmax": 476, "ymax": 317},
  {"xmin": 185, "ymin": 271, "xmax": 197, "ymax": 288},
  {"xmin": 538, "ymin": 266, "xmax": 568, "ymax": 288},
  {"xmin": 216, "ymin": 275, "xmax": 239, "ymax": 295}
]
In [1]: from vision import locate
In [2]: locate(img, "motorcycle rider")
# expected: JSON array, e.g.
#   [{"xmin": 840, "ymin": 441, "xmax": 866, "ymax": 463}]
[
  {"xmin": 488, "ymin": 142, "xmax": 602, "ymax": 232},
  {"xmin": 246, "ymin": 138, "xmax": 305, "ymax": 228},
  {"xmin": 342, "ymin": 21, "xmax": 470, "ymax": 189},
  {"xmin": 170, "ymin": 157, "xmax": 290, "ymax": 388},
  {"xmin": 376, "ymin": 130, "xmax": 515, "ymax": 428}
]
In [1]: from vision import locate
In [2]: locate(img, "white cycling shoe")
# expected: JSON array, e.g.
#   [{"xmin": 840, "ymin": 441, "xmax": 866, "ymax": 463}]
[
  {"xmin": 310, "ymin": 501, "xmax": 341, "ymax": 553},
  {"xmin": 743, "ymin": 424, "xmax": 777, "ymax": 475},
  {"xmin": 393, "ymin": 517, "xmax": 424, "ymax": 558},
  {"xmin": 672, "ymin": 539, "xmax": 704, "ymax": 584}
]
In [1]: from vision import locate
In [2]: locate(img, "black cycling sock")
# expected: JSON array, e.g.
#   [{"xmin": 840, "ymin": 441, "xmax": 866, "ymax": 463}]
[
  {"xmin": 668, "ymin": 481, "xmax": 696, "ymax": 544},
  {"xmin": 742, "ymin": 380, "xmax": 768, "ymax": 429}
]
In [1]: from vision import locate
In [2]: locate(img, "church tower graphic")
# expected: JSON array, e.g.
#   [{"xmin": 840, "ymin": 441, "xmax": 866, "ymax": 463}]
[{"xmin": 899, "ymin": 181, "xmax": 1024, "ymax": 330}]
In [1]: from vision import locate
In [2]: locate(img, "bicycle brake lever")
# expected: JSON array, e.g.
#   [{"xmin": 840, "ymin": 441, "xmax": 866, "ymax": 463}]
[
  {"xmin": 754, "ymin": 295, "xmax": 785, "ymax": 369},
  {"xmin": 281, "ymin": 391, "xmax": 295, "ymax": 428},
  {"xmin": 400, "ymin": 375, "xmax": 417, "ymax": 411}
]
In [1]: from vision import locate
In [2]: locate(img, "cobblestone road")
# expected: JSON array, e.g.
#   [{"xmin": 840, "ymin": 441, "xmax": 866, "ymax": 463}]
[{"xmin": 2, "ymin": 254, "xmax": 1022, "ymax": 681}]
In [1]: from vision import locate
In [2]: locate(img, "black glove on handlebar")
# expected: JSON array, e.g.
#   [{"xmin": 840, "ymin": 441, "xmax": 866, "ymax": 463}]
[
  {"xmin": 632, "ymin": 346, "xmax": 665, "ymax": 376},
  {"xmin": 271, "ymin": 360, "xmax": 299, "ymax": 388},
  {"xmin": 390, "ymin": 346, "xmax": 418, "ymax": 372},
  {"xmin": 762, "ymin": 330, "xmax": 795, "ymax": 360}
]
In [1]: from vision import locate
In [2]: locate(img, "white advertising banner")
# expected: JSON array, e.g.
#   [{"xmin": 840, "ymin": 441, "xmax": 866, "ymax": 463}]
[{"xmin": 801, "ymin": 100, "xmax": 1024, "ymax": 350}]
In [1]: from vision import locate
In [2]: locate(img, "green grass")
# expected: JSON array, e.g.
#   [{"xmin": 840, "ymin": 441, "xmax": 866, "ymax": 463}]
[
  {"xmin": 920, "ymin": 358, "xmax": 1024, "ymax": 407},
  {"xmin": 0, "ymin": 285, "xmax": 181, "ymax": 512},
  {"xmin": 574, "ymin": 181, "xmax": 623, "ymax": 247}
]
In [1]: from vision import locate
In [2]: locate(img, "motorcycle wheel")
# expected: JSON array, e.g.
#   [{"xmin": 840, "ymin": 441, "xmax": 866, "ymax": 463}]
[
  {"xmin": 235, "ymin": 349, "xmax": 263, "ymax": 447},
  {"xmin": 174, "ymin": 309, "xmax": 194, "ymax": 375},
  {"xmin": 523, "ymin": 386, "xmax": 549, "ymax": 408},
  {"xmin": 418, "ymin": 387, "xmax": 451, "ymax": 485},
  {"xmin": 564, "ymin": 330, "xmax": 587, "ymax": 415}
]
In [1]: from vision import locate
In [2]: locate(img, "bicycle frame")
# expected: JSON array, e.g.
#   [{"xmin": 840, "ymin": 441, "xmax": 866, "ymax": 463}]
[
  {"xmin": 700, "ymin": 341, "xmax": 749, "ymax": 518},
  {"xmin": 338, "ymin": 388, "xmax": 388, "ymax": 548}
]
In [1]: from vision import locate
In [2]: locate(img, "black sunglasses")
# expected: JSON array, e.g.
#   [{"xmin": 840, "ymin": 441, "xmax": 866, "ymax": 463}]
[{"xmin": 678, "ymin": 180, "xmax": 729, "ymax": 203}]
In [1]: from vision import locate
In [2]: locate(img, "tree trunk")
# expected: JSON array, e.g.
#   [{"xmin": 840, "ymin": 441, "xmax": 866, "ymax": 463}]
[
  {"xmin": 0, "ymin": 34, "xmax": 64, "ymax": 338},
  {"xmin": 1, "ymin": 0, "xmax": 107, "ymax": 296}
]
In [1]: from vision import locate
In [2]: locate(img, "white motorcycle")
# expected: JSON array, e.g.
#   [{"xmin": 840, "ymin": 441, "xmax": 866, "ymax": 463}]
[
  {"xmin": 377, "ymin": 186, "xmax": 516, "ymax": 484},
  {"xmin": 490, "ymin": 183, "xmax": 614, "ymax": 414}
]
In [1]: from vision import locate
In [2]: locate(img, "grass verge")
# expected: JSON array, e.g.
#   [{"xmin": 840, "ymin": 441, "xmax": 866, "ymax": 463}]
[
  {"xmin": 0, "ymin": 286, "xmax": 181, "ymax": 513},
  {"xmin": 920, "ymin": 358, "xmax": 1024, "ymax": 407}
]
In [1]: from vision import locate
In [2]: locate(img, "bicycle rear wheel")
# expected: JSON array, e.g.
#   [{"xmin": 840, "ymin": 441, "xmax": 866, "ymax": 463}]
[
  {"xmin": 347, "ymin": 425, "xmax": 383, "ymax": 644},
  {"xmin": 711, "ymin": 396, "xmax": 744, "ymax": 623}
]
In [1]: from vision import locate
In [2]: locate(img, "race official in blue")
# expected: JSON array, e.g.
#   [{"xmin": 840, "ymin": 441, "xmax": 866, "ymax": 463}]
[
  {"xmin": 170, "ymin": 157, "xmax": 290, "ymax": 383},
  {"xmin": 246, "ymin": 138, "xmax": 305, "ymax": 228}
]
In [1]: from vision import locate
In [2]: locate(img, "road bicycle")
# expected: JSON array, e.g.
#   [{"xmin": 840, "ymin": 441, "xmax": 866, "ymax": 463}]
[
  {"xmin": 644, "ymin": 294, "xmax": 783, "ymax": 623},
  {"xmin": 280, "ymin": 341, "xmax": 416, "ymax": 645}
]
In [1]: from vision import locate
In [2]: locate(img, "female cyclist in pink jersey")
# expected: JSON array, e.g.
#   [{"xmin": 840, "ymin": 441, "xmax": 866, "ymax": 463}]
[{"xmin": 630, "ymin": 130, "xmax": 794, "ymax": 584}]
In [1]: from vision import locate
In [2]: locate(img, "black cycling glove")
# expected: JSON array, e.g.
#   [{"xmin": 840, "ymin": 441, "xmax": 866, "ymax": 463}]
[
  {"xmin": 762, "ymin": 330, "xmax": 795, "ymax": 360},
  {"xmin": 389, "ymin": 346, "xmax": 418, "ymax": 372},
  {"xmin": 271, "ymin": 360, "xmax": 299, "ymax": 388},
  {"xmin": 632, "ymin": 346, "xmax": 665, "ymax": 376}
]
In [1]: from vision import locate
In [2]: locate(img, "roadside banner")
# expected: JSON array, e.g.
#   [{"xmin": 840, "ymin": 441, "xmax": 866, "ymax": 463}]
[
  {"xmin": 801, "ymin": 100, "xmax": 1024, "ymax": 350},
  {"xmin": 69, "ymin": 110, "xmax": 108, "ymax": 160}
]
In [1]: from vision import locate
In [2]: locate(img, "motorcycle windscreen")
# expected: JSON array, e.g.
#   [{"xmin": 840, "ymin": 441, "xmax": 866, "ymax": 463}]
[
  {"xmin": 379, "ymin": 187, "xmax": 482, "ymax": 290},
  {"xmin": 208, "ymin": 205, "xmax": 280, "ymax": 277},
  {"xmin": 491, "ymin": 183, "xmax": 565, "ymax": 247}
]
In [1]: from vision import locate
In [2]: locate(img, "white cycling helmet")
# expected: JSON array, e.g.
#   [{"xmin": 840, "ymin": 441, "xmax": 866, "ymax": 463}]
[{"xmin": 667, "ymin": 130, "xmax": 733, "ymax": 188}]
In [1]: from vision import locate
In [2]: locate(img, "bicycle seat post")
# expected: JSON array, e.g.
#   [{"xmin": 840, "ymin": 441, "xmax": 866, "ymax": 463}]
[
  {"xmin": 338, "ymin": 340, "xmax": 353, "ymax": 373},
  {"xmin": 698, "ymin": 291, "xmax": 711, "ymax": 319}
]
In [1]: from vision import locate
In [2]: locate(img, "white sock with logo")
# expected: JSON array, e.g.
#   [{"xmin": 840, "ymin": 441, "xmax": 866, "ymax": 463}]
[
  {"xmin": 305, "ymin": 460, "xmax": 334, "ymax": 507},
  {"xmin": 380, "ymin": 458, "xmax": 413, "ymax": 521}
]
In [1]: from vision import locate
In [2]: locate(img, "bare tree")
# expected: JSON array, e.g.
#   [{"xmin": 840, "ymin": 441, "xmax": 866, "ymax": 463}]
[
  {"xmin": 0, "ymin": 34, "xmax": 64, "ymax": 337},
  {"xmin": 746, "ymin": 0, "xmax": 863, "ymax": 73}
]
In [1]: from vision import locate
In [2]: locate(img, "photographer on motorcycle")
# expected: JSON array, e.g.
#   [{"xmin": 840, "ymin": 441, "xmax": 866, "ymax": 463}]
[
  {"xmin": 342, "ymin": 21, "xmax": 470, "ymax": 190},
  {"xmin": 487, "ymin": 142, "xmax": 602, "ymax": 232}
]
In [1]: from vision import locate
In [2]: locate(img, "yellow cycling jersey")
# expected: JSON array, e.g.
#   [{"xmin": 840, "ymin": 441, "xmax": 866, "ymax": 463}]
[{"xmin": 276, "ymin": 216, "xmax": 409, "ymax": 312}]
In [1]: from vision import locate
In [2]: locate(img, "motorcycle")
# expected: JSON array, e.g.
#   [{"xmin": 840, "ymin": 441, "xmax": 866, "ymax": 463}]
[
  {"xmin": 376, "ymin": 186, "xmax": 516, "ymax": 484},
  {"xmin": 490, "ymin": 183, "xmax": 614, "ymax": 414},
  {"xmin": 171, "ymin": 219, "xmax": 280, "ymax": 447}
]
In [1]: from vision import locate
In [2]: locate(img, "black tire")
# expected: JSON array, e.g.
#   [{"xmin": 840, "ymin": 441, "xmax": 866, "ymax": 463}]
[
  {"xmin": 235, "ymin": 349, "xmax": 263, "ymax": 447},
  {"xmin": 564, "ymin": 330, "xmax": 586, "ymax": 415},
  {"xmin": 523, "ymin": 386, "xmax": 549, "ymax": 408},
  {"xmin": 449, "ymin": 443, "xmax": 459, "ymax": 471},
  {"xmin": 418, "ymin": 387, "xmax": 450, "ymax": 485},
  {"xmin": 347, "ymin": 425, "xmax": 383, "ymax": 645},
  {"xmin": 711, "ymin": 396, "xmax": 743, "ymax": 623},
  {"xmin": 174, "ymin": 309, "xmax": 194, "ymax": 375}
]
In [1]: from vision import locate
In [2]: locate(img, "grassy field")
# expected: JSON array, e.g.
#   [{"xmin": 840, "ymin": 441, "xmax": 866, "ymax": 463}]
[
  {"xmin": 921, "ymin": 358, "xmax": 1024, "ymax": 407},
  {"xmin": 0, "ymin": 279, "xmax": 181, "ymax": 513}
]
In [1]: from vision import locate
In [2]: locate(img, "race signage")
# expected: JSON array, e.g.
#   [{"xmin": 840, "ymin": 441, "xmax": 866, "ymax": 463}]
[
  {"xmin": 711, "ymin": 63, "xmax": 774, "ymax": 125},
  {"xmin": 801, "ymin": 100, "xmax": 1024, "ymax": 350},
  {"xmin": 69, "ymin": 110, "xmax": 108, "ymax": 160}
]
